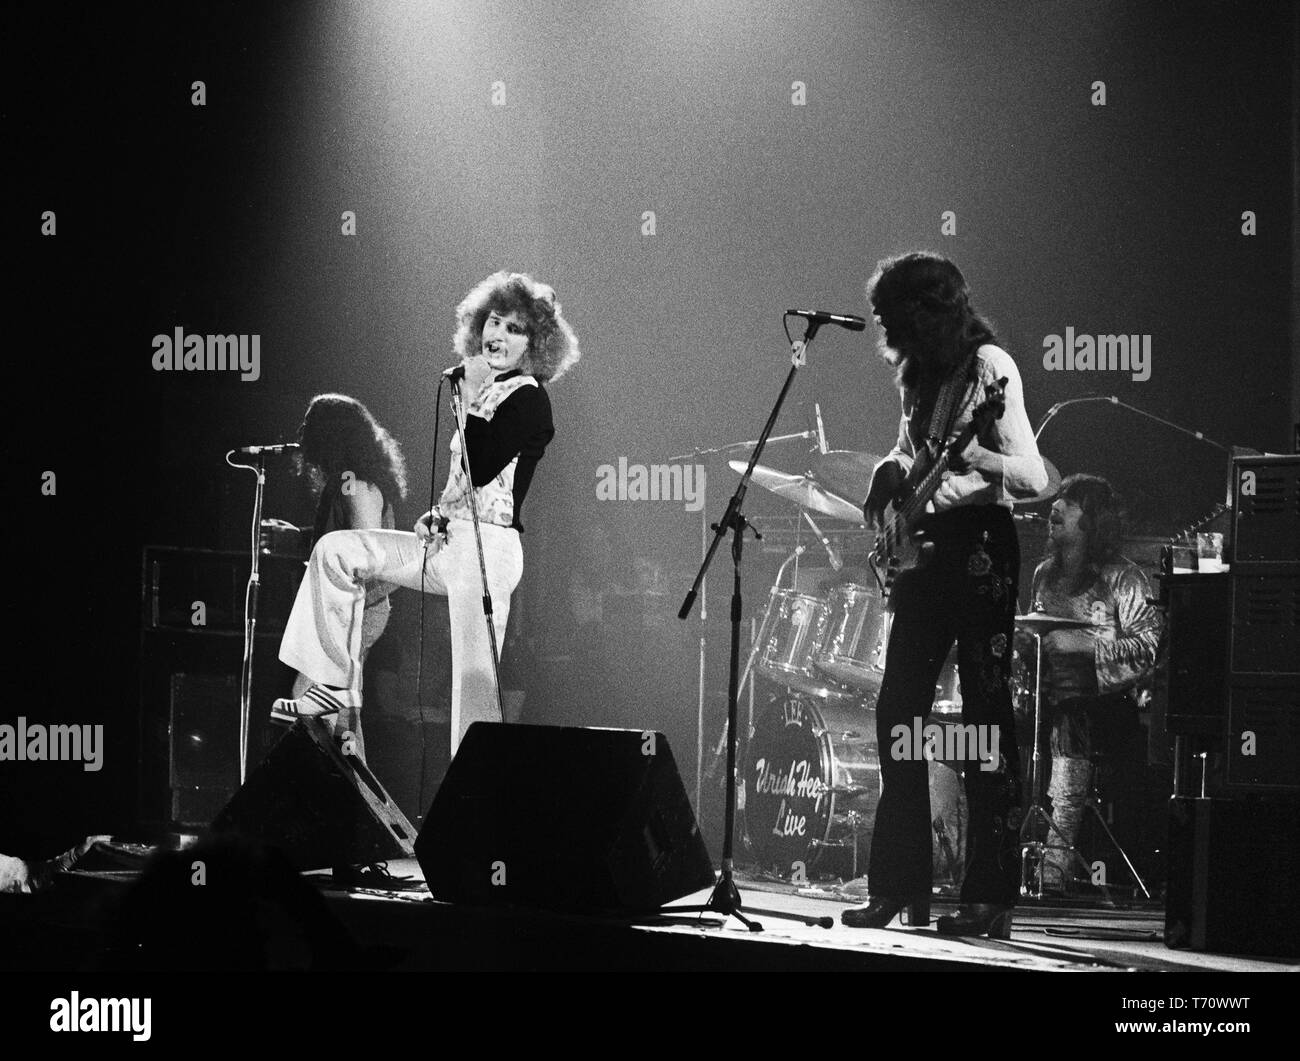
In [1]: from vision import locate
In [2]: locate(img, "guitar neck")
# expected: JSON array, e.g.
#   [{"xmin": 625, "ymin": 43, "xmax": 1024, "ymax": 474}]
[{"xmin": 895, "ymin": 422, "xmax": 978, "ymax": 528}]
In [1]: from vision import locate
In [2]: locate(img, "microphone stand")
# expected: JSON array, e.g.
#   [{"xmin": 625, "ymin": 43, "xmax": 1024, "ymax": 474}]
[
  {"xmin": 693, "ymin": 445, "xmax": 708, "ymax": 818},
  {"xmin": 672, "ymin": 322, "xmax": 834, "ymax": 931},
  {"xmin": 1035, "ymin": 394, "xmax": 1230, "ymax": 451},
  {"xmin": 666, "ymin": 429, "xmax": 816, "ymax": 823},
  {"xmin": 448, "ymin": 377, "xmax": 507, "ymax": 728},
  {"xmin": 224, "ymin": 449, "xmax": 269, "ymax": 784}
]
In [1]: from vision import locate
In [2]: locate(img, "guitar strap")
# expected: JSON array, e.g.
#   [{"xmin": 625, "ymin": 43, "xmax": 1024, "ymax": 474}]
[{"xmin": 924, "ymin": 349, "xmax": 979, "ymax": 459}]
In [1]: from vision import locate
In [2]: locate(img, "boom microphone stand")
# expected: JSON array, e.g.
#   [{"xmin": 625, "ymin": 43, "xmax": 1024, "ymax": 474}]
[{"xmin": 673, "ymin": 317, "xmax": 843, "ymax": 932}]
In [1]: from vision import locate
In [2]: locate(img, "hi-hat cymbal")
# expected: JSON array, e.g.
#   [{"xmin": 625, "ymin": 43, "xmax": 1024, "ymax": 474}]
[
  {"xmin": 812, "ymin": 450, "xmax": 884, "ymax": 506},
  {"xmin": 727, "ymin": 459, "xmax": 863, "ymax": 522},
  {"xmin": 1015, "ymin": 457, "xmax": 1062, "ymax": 506},
  {"xmin": 1014, "ymin": 611, "xmax": 1092, "ymax": 631}
]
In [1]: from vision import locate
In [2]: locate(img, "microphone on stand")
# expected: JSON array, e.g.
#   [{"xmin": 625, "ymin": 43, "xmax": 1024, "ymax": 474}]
[
  {"xmin": 231, "ymin": 442, "xmax": 300, "ymax": 456},
  {"xmin": 786, "ymin": 309, "xmax": 867, "ymax": 332}
]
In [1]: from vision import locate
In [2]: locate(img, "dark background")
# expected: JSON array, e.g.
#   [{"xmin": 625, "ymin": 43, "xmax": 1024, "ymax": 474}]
[{"xmin": 7, "ymin": 0, "xmax": 1297, "ymax": 855}]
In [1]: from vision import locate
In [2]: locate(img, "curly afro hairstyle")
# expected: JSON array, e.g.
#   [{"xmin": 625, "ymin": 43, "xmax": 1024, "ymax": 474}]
[
  {"xmin": 451, "ymin": 271, "xmax": 581, "ymax": 383},
  {"xmin": 867, "ymin": 251, "xmax": 1000, "ymax": 388}
]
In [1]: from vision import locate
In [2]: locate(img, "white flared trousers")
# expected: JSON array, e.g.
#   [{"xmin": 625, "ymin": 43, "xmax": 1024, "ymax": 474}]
[{"xmin": 279, "ymin": 519, "xmax": 522, "ymax": 755}]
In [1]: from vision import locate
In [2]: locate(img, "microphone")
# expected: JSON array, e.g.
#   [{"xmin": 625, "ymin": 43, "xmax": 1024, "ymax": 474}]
[
  {"xmin": 802, "ymin": 511, "xmax": 843, "ymax": 571},
  {"xmin": 442, "ymin": 363, "xmax": 467, "ymax": 381},
  {"xmin": 232, "ymin": 442, "xmax": 300, "ymax": 456},
  {"xmin": 786, "ymin": 309, "xmax": 867, "ymax": 332}
]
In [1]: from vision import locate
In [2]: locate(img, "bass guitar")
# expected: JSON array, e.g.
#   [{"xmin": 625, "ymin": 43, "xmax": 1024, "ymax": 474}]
[{"xmin": 869, "ymin": 376, "xmax": 1008, "ymax": 595}]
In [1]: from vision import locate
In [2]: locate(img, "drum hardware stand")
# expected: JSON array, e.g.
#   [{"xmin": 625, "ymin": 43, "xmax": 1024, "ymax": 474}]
[
  {"xmin": 814, "ymin": 806, "xmax": 872, "ymax": 880},
  {"xmin": 1016, "ymin": 623, "xmax": 1149, "ymax": 902},
  {"xmin": 1017, "ymin": 626, "xmax": 1104, "ymax": 900},
  {"xmin": 674, "ymin": 323, "xmax": 837, "ymax": 931},
  {"xmin": 1078, "ymin": 756, "xmax": 1152, "ymax": 899}
]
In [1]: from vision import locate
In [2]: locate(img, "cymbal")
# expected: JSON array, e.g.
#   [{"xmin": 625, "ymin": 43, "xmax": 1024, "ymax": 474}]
[
  {"xmin": 812, "ymin": 450, "xmax": 884, "ymax": 505},
  {"xmin": 727, "ymin": 459, "xmax": 863, "ymax": 522},
  {"xmin": 1015, "ymin": 457, "xmax": 1062, "ymax": 506},
  {"xmin": 814, "ymin": 449, "xmax": 1061, "ymax": 507},
  {"xmin": 1014, "ymin": 611, "xmax": 1092, "ymax": 631}
]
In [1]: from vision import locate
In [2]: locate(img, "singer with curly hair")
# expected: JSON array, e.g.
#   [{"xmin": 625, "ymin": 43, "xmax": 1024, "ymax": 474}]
[{"xmin": 275, "ymin": 272, "xmax": 579, "ymax": 755}]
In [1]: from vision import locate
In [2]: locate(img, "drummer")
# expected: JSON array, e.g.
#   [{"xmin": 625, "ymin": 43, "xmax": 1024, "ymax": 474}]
[{"xmin": 1025, "ymin": 474, "xmax": 1162, "ymax": 894}]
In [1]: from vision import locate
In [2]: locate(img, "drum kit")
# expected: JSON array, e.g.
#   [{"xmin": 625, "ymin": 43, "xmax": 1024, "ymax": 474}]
[{"xmin": 712, "ymin": 441, "xmax": 1081, "ymax": 893}]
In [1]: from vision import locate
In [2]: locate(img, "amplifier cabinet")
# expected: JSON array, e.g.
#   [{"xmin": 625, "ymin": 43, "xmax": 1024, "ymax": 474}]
[
  {"xmin": 1224, "ymin": 676, "xmax": 1300, "ymax": 792},
  {"xmin": 143, "ymin": 546, "xmax": 305, "ymax": 635},
  {"xmin": 1159, "ymin": 573, "xmax": 1230, "ymax": 738},
  {"xmin": 1165, "ymin": 795, "xmax": 1299, "ymax": 957},
  {"xmin": 139, "ymin": 629, "xmax": 290, "ymax": 828},
  {"xmin": 1230, "ymin": 569, "xmax": 1300, "ymax": 675},
  {"xmin": 1230, "ymin": 454, "xmax": 1299, "ymax": 565}
]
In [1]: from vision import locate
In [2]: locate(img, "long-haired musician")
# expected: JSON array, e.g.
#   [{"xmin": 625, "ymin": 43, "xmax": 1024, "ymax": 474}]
[
  {"xmin": 1029, "ymin": 474, "xmax": 1162, "ymax": 894},
  {"xmin": 281, "ymin": 393, "xmax": 409, "ymax": 759},
  {"xmin": 842, "ymin": 252, "xmax": 1048, "ymax": 937}
]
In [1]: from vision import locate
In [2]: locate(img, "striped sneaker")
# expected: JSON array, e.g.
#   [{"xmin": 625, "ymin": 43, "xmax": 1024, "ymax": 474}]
[{"xmin": 270, "ymin": 685, "xmax": 355, "ymax": 724}]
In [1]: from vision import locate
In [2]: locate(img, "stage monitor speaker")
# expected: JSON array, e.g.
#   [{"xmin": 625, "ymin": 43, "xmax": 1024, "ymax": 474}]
[
  {"xmin": 1164, "ymin": 796, "xmax": 1300, "ymax": 958},
  {"xmin": 211, "ymin": 719, "xmax": 416, "ymax": 871},
  {"xmin": 414, "ymin": 723, "xmax": 715, "ymax": 915}
]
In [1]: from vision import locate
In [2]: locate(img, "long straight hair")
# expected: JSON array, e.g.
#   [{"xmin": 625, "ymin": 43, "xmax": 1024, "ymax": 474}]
[{"xmin": 867, "ymin": 252, "xmax": 1000, "ymax": 390}]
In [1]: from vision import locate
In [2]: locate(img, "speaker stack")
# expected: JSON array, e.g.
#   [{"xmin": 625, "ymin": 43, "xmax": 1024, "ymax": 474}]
[
  {"xmin": 1224, "ymin": 454, "xmax": 1300, "ymax": 792},
  {"xmin": 1163, "ymin": 454, "xmax": 1299, "ymax": 958},
  {"xmin": 138, "ymin": 547, "xmax": 304, "ymax": 828}
]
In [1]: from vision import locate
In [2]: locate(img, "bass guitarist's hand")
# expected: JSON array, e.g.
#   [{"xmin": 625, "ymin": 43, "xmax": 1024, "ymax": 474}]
[
  {"xmin": 863, "ymin": 460, "xmax": 905, "ymax": 531},
  {"xmin": 949, "ymin": 441, "xmax": 1001, "ymax": 478}
]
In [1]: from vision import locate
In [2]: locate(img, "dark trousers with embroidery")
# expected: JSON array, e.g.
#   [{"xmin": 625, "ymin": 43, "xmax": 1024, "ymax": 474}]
[{"xmin": 867, "ymin": 505, "xmax": 1023, "ymax": 906}]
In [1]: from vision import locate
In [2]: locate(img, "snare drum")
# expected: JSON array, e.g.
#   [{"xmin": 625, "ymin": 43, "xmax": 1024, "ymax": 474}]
[
  {"xmin": 813, "ymin": 583, "xmax": 890, "ymax": 693},
  {"xmin": 741, "ymin": 694, "xmax": 880, "ymax": 879},
  {"xmin": 754, "ymin": 588, "xmax": 846, "ymax": 699}
]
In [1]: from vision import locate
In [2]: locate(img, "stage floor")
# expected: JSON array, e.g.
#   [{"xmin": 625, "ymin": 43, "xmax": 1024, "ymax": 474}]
[
  {"xmin": 304, "ymin": 859, "xmax": 1289, "ymax": 973},
  {"xmin": 6, "ymin": 856, "xmax": 1295, "ymax": 974}
]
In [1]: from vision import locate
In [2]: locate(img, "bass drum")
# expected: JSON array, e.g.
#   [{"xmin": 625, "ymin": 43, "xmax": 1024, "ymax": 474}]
[{"xmin": 741, "ymin": 694, "xmax": 879, "ymax": 879}]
